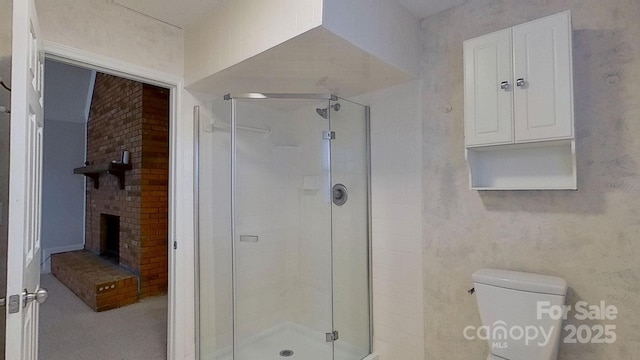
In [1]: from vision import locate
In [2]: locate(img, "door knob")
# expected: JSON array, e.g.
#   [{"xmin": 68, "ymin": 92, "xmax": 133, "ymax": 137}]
[
  {"xmin": 500, "ymin": 81, "xmax": 509, "ymax": 90},
  {"xmin": 516, "ymin": 78, "xmax": 526, "ymax": 87},
  {"xmin": 23, "ymin": 288, "xmax": 48, "ymax": 307}
]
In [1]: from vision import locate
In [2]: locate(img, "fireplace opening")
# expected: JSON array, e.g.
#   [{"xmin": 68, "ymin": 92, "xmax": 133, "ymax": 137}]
[{"xmin": 100, "ymin": 214, "xmax": 120, "ymax": 263}]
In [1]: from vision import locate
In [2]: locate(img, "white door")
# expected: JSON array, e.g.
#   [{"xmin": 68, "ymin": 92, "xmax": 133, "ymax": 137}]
[
  {"xmin": 513, "ymin": 11, "xmax": 574, "ymax": 143},
  {"xmin": 5, "ymin": 0, "xmax": 46, "ymax": 359},
  {"xmin": 463, "ymin": 28, "xmax": 513, "ymax": 147}
]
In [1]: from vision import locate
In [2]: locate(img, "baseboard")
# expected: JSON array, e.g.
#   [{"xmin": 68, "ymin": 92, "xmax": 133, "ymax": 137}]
[{"xmin": 41, "ymin": 244, "xmax": 85, "ymax": 273}]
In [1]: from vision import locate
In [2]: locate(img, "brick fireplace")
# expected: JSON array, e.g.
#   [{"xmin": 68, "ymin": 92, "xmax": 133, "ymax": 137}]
[{"xmin": 82, "ymin": 73, "xmax": 169, "ymax": 298}]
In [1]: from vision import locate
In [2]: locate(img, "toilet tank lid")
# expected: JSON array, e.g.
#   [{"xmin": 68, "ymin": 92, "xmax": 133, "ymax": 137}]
[{"xmin": 472, "ymin": 269, "xmax": 567, "ymax": 295}]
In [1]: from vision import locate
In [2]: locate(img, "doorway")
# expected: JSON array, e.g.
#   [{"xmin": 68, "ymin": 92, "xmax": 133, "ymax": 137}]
[{"xmin": 37, "ymin": 59, "xmax": 170, "ymax": 359}]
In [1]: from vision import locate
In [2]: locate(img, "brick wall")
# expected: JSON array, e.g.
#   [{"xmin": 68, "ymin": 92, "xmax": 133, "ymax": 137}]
[
  {"xmin": 85, "ymin": 73, "xmax": 168, "ymax": 297},
  {"xmin": 139, "ymin": 84, "xmax": 169, "ymax": 296}
]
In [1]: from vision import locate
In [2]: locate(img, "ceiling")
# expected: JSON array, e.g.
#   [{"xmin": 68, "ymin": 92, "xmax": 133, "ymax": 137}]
[
  {"xmin": 112, "ymin": 0, "xmax": 467, "ymax": 29},
  {"xmin": 112, "ymin": 0, "xmax": 229, "ymax": 28},
  {"xmin": 395, "ymin": 0, "xmax": 468, "ymax": 19}
]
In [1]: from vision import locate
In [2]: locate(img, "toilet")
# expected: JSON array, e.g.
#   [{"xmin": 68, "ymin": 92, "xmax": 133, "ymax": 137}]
[{"xmin": 472, "ymin": 269, "xmax": 568, "ymax": 360}]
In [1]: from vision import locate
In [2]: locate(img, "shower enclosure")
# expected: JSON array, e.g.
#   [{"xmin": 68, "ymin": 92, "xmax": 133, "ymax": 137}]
[{"xmin": 195, "ymin": 93, "xmax": 372, "ymax": 360}]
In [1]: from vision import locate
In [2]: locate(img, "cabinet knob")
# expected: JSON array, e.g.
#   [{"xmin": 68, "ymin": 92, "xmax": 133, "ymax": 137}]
[
  {"xmin": 516, "ymin": 78, "xmax": 526, "ymax": 87},
  {"xmin": 500, "ymin": 81, "xmax": 509, "ymax": 90}
]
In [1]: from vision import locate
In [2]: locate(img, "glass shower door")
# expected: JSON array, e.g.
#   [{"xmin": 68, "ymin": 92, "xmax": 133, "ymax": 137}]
[
  {"xmin": 329, "ymin": 98, "xmax": 371, "ymax": 360},
  {"xmin": 233, "ymin": 97, "xmax": 334, "ymax": 360},
  {"xmin": 197, "ymin": 94, "xmax": 371, "ymax": 360},
  {"xmin": 197, "ymin": 97, "xmax": 234, "ymax": 360}
]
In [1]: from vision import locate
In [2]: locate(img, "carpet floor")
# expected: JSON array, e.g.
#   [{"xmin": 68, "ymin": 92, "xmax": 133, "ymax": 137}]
[{"xmin": 39, "ymin": 273, "xmax": 167, "ymax": 360}]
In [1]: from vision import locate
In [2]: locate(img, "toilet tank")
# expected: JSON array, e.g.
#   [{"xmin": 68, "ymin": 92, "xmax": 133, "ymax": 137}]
[{"xmin": 472, "ymin": 269, "xmax": 568, "ymax": 360}]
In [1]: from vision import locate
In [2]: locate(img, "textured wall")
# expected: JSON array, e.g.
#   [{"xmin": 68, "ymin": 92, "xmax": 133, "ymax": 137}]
[
  {"xmin": 36, "ymin": 0, "xmax": 184, "ymax": 76},
  {"xmin": 421, "ymin": 1, "xmax": 640, "ymax": 359}
]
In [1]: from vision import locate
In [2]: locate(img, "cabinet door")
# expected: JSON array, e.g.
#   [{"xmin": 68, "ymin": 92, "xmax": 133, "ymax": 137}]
[
  {"xmin": 464, "ymin": 28, "xmax": 513, "ymax": 147},
  {"xmin": 513, "ymin": 11, "xmax": 574, "ymax": 142}
]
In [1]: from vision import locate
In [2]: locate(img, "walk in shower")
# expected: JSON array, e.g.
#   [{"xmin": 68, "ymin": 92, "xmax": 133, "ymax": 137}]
[{"xmin": 195, "ymin": 93, "xmax": 372, "ymax": 360}]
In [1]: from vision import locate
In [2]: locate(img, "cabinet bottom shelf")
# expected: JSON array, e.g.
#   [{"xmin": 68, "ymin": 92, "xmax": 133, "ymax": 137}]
[{"xmin": 466, "ymin": 140, "xmax": 577, "ymax": 190}]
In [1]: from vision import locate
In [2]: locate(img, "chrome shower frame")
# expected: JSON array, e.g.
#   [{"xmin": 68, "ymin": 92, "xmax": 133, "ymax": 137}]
[{"xmin": 194, "ymin": 92, "xmax": 373, "ymax": 359}]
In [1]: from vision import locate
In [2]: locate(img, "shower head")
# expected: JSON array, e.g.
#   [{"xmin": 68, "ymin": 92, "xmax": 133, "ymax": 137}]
[
  {"xmin": 315, "ymin": 103, "xmax": 340, "ymax": 119},
  {"xmin": 316, "ymin": 107, "xmax": 328, "ymax": 119}
]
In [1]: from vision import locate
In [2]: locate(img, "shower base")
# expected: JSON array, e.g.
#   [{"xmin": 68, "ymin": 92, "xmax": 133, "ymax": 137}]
[{"xmin": 215, "ymin": 322, "xmax": 375, "ymax": 360}]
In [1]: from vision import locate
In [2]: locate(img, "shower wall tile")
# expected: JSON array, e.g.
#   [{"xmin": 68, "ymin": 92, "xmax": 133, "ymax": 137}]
[
  {"xmin": 356, "ymin": 81, "xmax": 424, "ymax": 360},
  {"xmin": 234, "ymin": 104, "xmax": 293, "ymax": 341}
]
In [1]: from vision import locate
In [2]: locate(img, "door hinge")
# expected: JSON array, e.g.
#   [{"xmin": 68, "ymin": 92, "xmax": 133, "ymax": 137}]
[
  {"xmin": 323, "ymin": 131, "xmax": 336, "ymax": 140},
  {"xmin": 326, "ymin": 330, "xmax": 339, "ymax": 342},
  {"xmin": 0, "ymin": 297, "xmax": 5, "ymax": 307},
  {"xmin": 173, "ymin": 241, "xmax": 178, "ymax": 250}
]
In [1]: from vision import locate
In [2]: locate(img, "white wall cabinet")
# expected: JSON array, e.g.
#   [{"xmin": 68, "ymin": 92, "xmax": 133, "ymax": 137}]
[
  {"xmin": 464, "ymin": 28, "xmax": 513, "ymax": 146},
  {"xmin": 463, "ymin": 11, "xmax": 576, "ymax": 190},
  {"xmin": 512, "ymin": 12, "xmax": 574, "ymax": 143}
]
